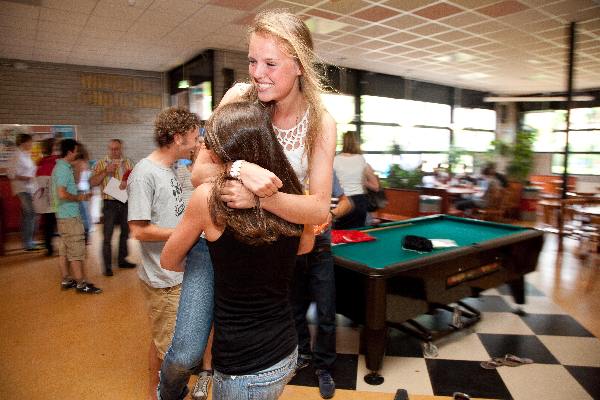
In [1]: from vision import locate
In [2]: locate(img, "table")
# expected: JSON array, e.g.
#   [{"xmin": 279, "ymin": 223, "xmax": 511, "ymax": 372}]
[
  {"xmin": 419, "ymin": 186, "xmax": 482, "ymax": 213},
  {"xmin": 332, "ymin": 215, "xmax": 544, "ymax": 385},
  {"xmin": 571, "ymin": 205, "xmax": 600, "ymax": 217}
]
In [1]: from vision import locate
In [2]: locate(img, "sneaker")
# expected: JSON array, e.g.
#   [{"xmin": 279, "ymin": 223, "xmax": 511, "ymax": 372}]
[
  {"xmin": 118, "ymin": 261, "xmax": 136, "ymax": 269},
  {"xmin": 61, "ymin": 279, "xmax": 77, "ymax": 290},
  {"xmin": 191, "ymin": 370, "xmax": 212, "ymax": 400},
  {"xmin": 76, "ymin": 282, "xmax": 103, "ymax": 294},
  {"xmin": 296, "ymin": 353, "xmax": 312, "ymax": 371},
  {"xmin": 315, "ymin": 369, "xmax": 335, "ymax": 399}
]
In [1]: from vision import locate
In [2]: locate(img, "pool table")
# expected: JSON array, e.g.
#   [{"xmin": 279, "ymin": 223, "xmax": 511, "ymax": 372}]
[{"xmin": 332, "ymin": 215, "xmax": 544, "ymax": 385}]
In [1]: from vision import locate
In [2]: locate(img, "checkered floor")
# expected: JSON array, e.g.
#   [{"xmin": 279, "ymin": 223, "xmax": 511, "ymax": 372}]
[{"xmin": 290, "ymin": 282, "xmax": 600, "ymax": 400}]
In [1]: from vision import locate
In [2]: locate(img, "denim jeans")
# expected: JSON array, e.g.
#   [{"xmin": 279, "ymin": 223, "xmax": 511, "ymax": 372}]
[
  {"xmin": 101, "ymin": 200, "xmax": 129, "ymax": 269},
  {"xmin": 212, "ymin": 348, "xmax": 297, "ymax": 400},
  {"xmin": 291, "ymin": 249, "xmax": 337, "ymax": 370},
  {"xmin": 17, "ymin": 192, "xmax": 36, "ymax": 249},
  {"xmin": 158, "ymin": 238, "xmax": 214, "ymax": 400}
]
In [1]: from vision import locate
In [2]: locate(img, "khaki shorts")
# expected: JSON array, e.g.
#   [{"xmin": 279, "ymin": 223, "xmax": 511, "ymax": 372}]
[
  {"xmin": 57, "ymin": 217, "xmax": 86, "ymax": 261},
  {"xmin": 139, "ymin": 281, "xmax": 181, "ymax": 359}
]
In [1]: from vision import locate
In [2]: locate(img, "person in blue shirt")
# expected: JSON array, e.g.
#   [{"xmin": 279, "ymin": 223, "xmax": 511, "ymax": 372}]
[{"xmin": 51, "ymin": 138, "xmax": 101, "ymax": 294}]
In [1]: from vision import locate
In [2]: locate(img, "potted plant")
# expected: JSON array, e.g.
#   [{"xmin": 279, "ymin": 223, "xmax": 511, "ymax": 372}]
[
  {"xmin": 506, "ymin": 127, "xmax": 536, "ymax": 183},
  {"xmin": 486, "ymin": 127, "xmax": 536, "ymax": 183},
  {"xmin": 383, "ymin": 164, "xmax": 424, "ymax": 189}
]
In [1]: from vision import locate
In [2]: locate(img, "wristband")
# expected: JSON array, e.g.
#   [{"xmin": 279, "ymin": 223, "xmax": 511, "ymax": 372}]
[{"xmin": 229, "ymin": 160, "xmax": 244, "ymax": 180}]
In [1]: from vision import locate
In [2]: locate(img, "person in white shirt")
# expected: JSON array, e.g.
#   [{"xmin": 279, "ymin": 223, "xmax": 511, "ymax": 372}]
[
  {"xmin": 8, "ymin": 133, "xmax": 39, "ymax": 251},
  {"xmin": 333, "ymin": 132, "xmax": 379, "ymax": 229}
]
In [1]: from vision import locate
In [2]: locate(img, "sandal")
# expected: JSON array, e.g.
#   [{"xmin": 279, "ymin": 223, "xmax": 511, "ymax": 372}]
[
  {"xmin": 480, "ymin": 358, "xmax": 505, "ymax": 369},
  {"xmin": 501, "ymin": 354, "xmax": 533, "ymax": 367},
  {"xmin": 480, "ymin": 354, "xmax": 534, "ymax": 369}
]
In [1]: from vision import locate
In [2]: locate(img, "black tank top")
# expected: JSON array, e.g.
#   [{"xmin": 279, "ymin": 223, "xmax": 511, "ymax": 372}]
[{"xmin": 207, "ymin": 228, "xmax": 299, "ymax": 375}]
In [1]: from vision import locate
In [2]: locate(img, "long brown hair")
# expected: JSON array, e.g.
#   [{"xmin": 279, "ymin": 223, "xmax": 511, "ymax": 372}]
[
  {"xmin": 243, "ymin": 9, "xmax": 328, "ymax": 172},
  {"xmin": 204, "ymin": 101, "xmax": 303, "ymax": 245}
]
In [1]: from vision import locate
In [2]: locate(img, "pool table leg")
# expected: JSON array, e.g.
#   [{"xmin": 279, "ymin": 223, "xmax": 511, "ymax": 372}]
[
  {"xmin": 363, "ymin": 276, "xmax": 387, "ymax": 385},
  {"xmin": 508, "ymin": 276, "xmax": 527, "ymax": 315},
  {"xmin": 508, "ymin": 276, "xmax": 526, "ymax": 304}
]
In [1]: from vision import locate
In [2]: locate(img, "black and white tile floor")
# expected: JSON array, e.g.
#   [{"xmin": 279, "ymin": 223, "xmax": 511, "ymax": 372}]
[{"xmin": 290, "ymin": 282, "xmax": 600, "ymax": 399}]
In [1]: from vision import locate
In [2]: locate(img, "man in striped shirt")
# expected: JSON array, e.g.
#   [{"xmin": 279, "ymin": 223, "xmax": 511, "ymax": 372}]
[{"xmin": 90, "ymin": 139, "xmax": 135, "ymax": 276}]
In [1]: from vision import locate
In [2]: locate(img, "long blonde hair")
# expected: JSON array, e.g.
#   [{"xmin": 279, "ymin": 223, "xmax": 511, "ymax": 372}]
[{"xmin": 243, "ymin": 9, "xmax": 328, "ymax": 172}]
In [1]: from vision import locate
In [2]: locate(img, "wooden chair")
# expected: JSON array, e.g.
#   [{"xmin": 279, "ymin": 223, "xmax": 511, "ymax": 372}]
[
  {"xmin": 473, "ymin": 186, "xmax": 507, "ymax": 222},
  {"xmin": 558, "ymin": 196, "xmax": 600, "ymax": 253},
  {"xmin": 503, "ymin": 181, "xmax": 523, "ymax": 220}
]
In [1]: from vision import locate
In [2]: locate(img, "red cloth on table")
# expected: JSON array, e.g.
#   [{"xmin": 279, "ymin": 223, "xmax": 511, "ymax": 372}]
[{"xmin": 331, "ymin": 229, "xmax": 376, "ymax": 244}]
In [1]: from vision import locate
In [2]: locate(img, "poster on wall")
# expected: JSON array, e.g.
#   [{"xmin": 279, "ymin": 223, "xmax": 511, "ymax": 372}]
[{"xmin": 0, "ymin": 124, "xmax": 77, "ymax": 175}]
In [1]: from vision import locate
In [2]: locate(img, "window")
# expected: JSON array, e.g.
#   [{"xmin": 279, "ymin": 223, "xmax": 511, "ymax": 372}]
[
  {"xmin": 524, "ymin": 107, "xmax": 600, "ymax": 176},
  {"xmin": 453, "ymin": 130, "xmax": 495, "ymax": 152},
  {"xmin": 524, "ymin": 111, "xmax": 567, "ymax": 152},
  {"xmin": 453, "ymin": 107, "xmax": 496, "ymax": 152},
  {"xmin": 321, "ymin": 93, "xmax": 356, "ymax": 149},
  {"xmin": 552, "ymin": 154, "xmax": 600, "ymax": 175},
  {"xmin": 359, "ymin": 96, "xmax": 473, "ymax": 176}
]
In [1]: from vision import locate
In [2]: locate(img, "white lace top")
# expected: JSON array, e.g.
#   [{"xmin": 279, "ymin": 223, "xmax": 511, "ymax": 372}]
[
  {"xmin": 273, "ymin": 108, "xmax": 309, "ymax": 187},
  {"xmin": 231, "ymin": 83, "xmax": 309, "ymax": 186}
]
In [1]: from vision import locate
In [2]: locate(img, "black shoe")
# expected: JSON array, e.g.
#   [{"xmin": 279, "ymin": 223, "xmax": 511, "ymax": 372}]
[
  {"xmin": 61, "ymin": 279, "xmax": 77, "ymax": 290},
  {"xmin": 118, "ymin": 261, "xmax": 136, "ymax": 269},
  {"xmin": 103, "ymin": 269, "xmax": 114, "ymax": 277},
  {"xmin": 76, "ymin": 282, "xmax": 102, "ymax": 294},
  {"xmin": 296, "ymin": 353, "xmax": 312, "ymax": 371},
  {"xmin": 316, "ymin": 369, "xmax": 335, "ymax": 399}
]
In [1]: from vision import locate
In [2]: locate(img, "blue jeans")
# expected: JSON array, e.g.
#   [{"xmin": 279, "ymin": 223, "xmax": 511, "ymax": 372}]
[
  {"xmin": 17, "ymin": 192, "xmax": 36, "ymax": 249},
  {"xmin": 291, "ymin": 248, "xmax": 337, "ymax": 370},
  {"xmin": 158, "ymin": 238, "xmax": 214, "ymax": 400},
  {"xmin": 212, "ymin": 348, "xmax": 297, "ymax": 400}
]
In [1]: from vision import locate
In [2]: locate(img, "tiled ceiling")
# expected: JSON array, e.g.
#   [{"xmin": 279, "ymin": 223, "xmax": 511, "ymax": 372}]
[{"xmin": 1, "ymin": 0, "xmax": 599, "ymax": 95}]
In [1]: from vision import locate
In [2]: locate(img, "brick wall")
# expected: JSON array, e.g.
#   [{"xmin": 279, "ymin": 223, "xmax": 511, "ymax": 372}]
[{"xmin": 0, "ymin": 58, "xmax": 168, "ymax": 163}]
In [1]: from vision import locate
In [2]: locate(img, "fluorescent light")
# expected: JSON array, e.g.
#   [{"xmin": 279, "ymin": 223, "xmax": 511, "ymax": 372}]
[
  {"xmin": 305, "ymin": 17, "xmax": 347, "ymax": 35},
  {"xmin": 483, "ymin": 95, "xmax": 594, "ymax": 102},
  {"xmin": 434, "ymin": 52, "xmax": 474, "ymax": 63},
  {"xmin": 459, "ymin": 72, "xmax": 488, "ymax": 80},
  {"xmin": 454, "ymin": 52, "xmax": 474, "ymax": 62}
]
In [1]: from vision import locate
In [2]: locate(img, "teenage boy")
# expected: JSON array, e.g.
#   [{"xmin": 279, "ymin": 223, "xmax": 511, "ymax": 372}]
[
  {"xmin": 51, "ymin": 139, "xmax": 101, "ymax": 294},
  {"xmin": 127, "ymin": 108, "xmax": 200, "ymax": 400}
]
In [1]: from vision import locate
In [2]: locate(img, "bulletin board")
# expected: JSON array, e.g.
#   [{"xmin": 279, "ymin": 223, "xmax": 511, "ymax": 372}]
[{"xmin": 0, "ymin": 124, "xmax": 77, "ymax": 175}]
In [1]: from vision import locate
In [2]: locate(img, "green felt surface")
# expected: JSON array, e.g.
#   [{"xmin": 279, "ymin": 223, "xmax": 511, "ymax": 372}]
[{"xmin": 332, "ymin": 215, "xmax": 528, "ymax": 269}]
